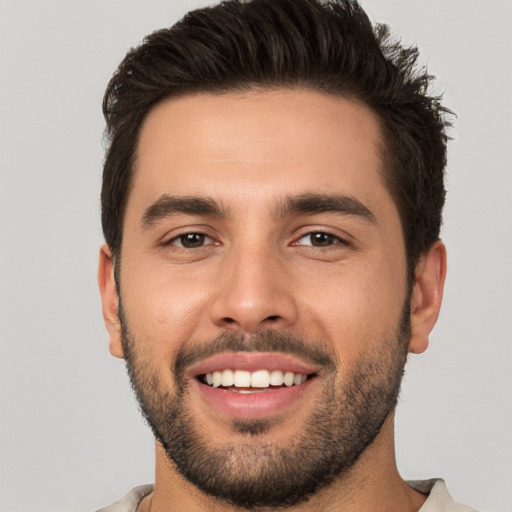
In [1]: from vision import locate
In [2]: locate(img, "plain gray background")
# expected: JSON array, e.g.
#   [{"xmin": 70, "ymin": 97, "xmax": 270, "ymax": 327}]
[{"xmin": 0, "ymin": 1, "xmax": 511, "ymax": 511}]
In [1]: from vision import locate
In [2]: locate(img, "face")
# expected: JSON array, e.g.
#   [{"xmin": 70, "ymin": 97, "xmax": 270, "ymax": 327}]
[{"xmin": 106, "ymin": 90, "xmax": 415, "ymax": 508}]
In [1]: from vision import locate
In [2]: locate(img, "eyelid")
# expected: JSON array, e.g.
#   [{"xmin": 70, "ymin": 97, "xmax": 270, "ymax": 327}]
[
  {"xmin": 169, "ymin": 233, "xmax": 213, "ymax": 248},
  {"xmin": 291, "ymin": 227, "xmax": 352, "ymax": 247},
  {"xmin": 161, "ymin": 226, "xmax": 220, "ymax": 248}
]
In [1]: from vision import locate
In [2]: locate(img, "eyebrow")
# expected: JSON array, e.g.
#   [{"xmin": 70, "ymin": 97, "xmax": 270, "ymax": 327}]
[
  {"xmin": 274, "ymin": 193, "xmax": 376, "ymax": 223},
  {"xmin": 141, "ymin": 194, "xmax": 226, "ymax": 229},
  {"xmin": 140, "ymin": 192, "xmax": 376, "ymax": 230}
]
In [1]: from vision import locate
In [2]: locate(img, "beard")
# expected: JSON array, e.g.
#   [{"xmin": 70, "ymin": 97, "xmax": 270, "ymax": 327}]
[{"xmin": 119, "ymin": 301, "xmax": 410, "ymax": 510}]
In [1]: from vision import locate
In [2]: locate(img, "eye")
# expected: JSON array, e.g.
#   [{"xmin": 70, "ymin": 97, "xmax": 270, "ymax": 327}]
[
  {"xmin": 168, "ymin": 233, "xmax": 213, "ymax": 248},
  {"xmin": 295, "ymin": 232, "xmax": 346, "ymax": 248}
]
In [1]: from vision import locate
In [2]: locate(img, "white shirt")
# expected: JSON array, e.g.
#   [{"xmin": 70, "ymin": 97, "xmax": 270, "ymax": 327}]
[{"xmin": 96, "ymin": 479, "xmax": 478, "ymax": 511}]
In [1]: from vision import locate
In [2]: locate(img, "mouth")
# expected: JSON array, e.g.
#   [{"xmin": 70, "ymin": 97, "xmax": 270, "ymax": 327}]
[
  {"xmin": 189, "ymin": 352, "xmax": 320, "ymax": 420},
  {"xmin": 199, "ymin": 368, "xmax": 314, "ymax": 393}
]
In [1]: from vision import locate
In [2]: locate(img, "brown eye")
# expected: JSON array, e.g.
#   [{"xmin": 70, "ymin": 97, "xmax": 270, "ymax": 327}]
[
  {"xmin": 309, "ymin": 232, "xmax": 336, "ymax": 247},
  {"xmin": 297, "ymin": 232, "xmax": 340, "ymax": 247},
  {"xmin": 170, "ymin": 233, "xmax": 210, "ymax": 248},
  {"xmin": 181, "ymin": 233, "xmax": 205, "ymax": 247}
]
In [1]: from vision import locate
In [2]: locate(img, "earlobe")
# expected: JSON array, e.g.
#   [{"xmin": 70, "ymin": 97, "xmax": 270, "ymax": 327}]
[
  {"xmin": 408, "ymin": 241, "xmax": 447, "ymax": 354},
  {"xmin": 97, "ymin": 244, "xmax": 124, "ymax": 359}
]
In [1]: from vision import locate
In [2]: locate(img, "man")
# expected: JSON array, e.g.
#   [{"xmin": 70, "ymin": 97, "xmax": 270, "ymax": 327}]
[{"xmin": 97, "ymin": 0, "xmax": 476, "ymax": 510}]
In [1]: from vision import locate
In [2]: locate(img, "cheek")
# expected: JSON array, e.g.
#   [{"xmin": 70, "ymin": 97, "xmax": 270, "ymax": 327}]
[
  {"xmin": 300, "ymin": 261, "xmax": 407, "ymax": 363},
  {"xmin": 119, "ymin": 257, "xmax": 214, "ymax": 352}
]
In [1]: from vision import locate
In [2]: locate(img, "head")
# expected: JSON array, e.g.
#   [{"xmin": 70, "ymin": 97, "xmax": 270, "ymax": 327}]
[
  {"xmin": 101, "ymin": 0, "xmax": 450, "ymax": 281},
  {"xmin": 99, "ymin": 0, "xmax": 449, "ymax": 509}
]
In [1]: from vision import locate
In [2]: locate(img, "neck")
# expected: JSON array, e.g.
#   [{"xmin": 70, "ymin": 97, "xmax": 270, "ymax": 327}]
[{"xmin": 140, "ymin": 414, "xmax": 426, "ymax": 512}]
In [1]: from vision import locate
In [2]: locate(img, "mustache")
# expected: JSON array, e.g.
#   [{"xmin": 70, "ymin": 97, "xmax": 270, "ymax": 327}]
[{"xmin": 173, "ymin": 330, "xmax": 337, "ymax": 381}]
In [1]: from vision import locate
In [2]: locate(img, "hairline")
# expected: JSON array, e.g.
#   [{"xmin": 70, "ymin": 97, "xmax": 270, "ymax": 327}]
[{"xmin": 112, "ymin": 85, "xmax": 420, "ymax": 283}]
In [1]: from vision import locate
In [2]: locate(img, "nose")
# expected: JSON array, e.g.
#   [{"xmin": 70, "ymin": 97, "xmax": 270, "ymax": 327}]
[{"xmin": 209, "ymin": 244, "xmax": 298, "ymax": 333}]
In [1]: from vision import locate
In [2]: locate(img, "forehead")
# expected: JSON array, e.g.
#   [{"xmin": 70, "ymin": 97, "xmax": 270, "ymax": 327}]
[{"xmin": 129, "ymin": 89, "xmax": 389, "ymax": 219}]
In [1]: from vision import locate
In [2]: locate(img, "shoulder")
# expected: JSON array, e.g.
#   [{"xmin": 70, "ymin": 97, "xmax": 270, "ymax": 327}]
[
  {"xmin": 95, "ymin": 485, "xmax": 154, "ymax": 512},
  {"xmin": 407, "ymin": 479, "xmax": 478, "ymax": 512}
]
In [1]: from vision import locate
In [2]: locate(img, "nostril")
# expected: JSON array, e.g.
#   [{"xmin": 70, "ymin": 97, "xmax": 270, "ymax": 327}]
[{"xmin": 266, "ymin": 315, "xmax": 280, "ymax": 321}]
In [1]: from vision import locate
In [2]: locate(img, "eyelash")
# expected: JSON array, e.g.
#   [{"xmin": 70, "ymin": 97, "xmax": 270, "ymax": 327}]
[
  {"xmin": 164, "ymin": 232, "xmax": 216, "ymax": 249},
  {"xmin": 163, "ymin": 229, "xmax": 350, "ymax": 250},
  {"xmin": 293, "ymin": 231, "xmax": 350, "ymax": 249}
]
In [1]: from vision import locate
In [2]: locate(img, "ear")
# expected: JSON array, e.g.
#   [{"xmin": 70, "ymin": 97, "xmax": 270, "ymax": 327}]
[
  {"xmin": 408, "ymin": 241, "xmax": 447, "ymax": 354},
  {"xmin": 98, "ymin": 244, "xmax": 124, "ymax": 359}
]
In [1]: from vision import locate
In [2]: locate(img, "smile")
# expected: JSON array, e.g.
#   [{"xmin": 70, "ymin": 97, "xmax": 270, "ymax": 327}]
[
  {"xmin": 189, "ymin": 352, "xmax": 321, "ymax": 419},
  {"xmin": 201, "ymin": 369, "xmax": 310, "ymax": 391}
]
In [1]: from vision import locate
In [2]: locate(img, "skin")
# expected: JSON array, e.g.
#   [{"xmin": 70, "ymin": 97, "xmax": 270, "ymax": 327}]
[{"xmin": 98, "ymin": 89, "xmax": 446, "ymax": 511}]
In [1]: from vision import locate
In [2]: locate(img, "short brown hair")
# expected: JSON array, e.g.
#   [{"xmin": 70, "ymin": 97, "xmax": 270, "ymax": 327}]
[{"xmin": 102, "ymin": 0, "xmax": 452, "ymax": 278}]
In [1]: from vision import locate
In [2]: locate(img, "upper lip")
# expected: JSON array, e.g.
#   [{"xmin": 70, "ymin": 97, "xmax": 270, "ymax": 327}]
[{"xmin": 187, "ymin": 352, "xmax": 322, "ymax": 379}]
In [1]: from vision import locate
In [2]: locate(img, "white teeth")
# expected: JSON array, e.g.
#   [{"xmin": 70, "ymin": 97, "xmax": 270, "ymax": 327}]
[
  {"xmin": 204, "ymin": 369, "xmax": 309, "ymax": 389},
  {"xmin": 212, "ymin": 371, "xmax": 222, "ymax": 388},
  {"xmin": 233, "ymin": 370, "xmax": 251, "ymax": 387},
  {"xmin": 293, "ymin": 374, "xmax": 307, "ymax": 385},
  {"xmin": 251, "ymin": 370, "xmax": 270, "ymax": 388},
  {"xmin": 269, "ymin": 370, "xmax": 284, "ymax": 386},
  {"xmin": 221, "ymin": 369, "xmax": 234, "ymax": 387},
  {"xmin": 283, "ymin": 371, "xmax": 295, "ymax": 387}
]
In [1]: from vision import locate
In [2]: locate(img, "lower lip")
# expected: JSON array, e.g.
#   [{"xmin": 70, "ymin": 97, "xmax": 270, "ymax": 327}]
[{"xmin": 194, "ymin": 379, "xmax": 316, "ymax": 420}]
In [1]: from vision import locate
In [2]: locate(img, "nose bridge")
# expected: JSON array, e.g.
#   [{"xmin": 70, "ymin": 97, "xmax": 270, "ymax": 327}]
[{"xmin": 210, "ymin": 238, "xmax": 297, "ymax": 332}]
